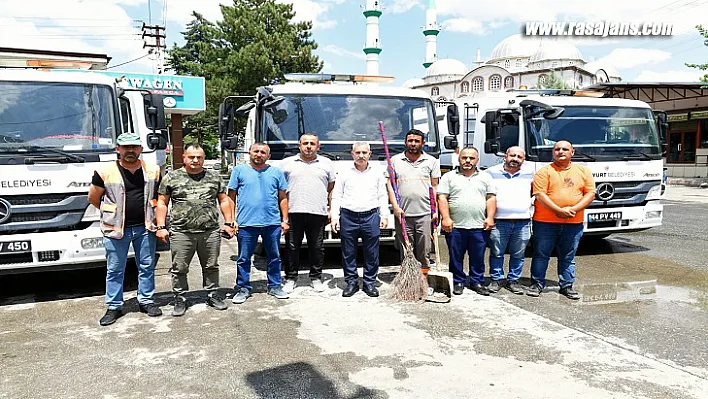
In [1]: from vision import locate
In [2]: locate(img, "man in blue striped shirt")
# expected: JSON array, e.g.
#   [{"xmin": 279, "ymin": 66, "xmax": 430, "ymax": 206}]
[{"xmin": 484, "ymin": 147, "xmax": 534, "ymax": 295}]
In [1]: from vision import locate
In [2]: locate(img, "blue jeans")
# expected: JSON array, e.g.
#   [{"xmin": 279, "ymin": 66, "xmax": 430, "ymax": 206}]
[
  {"xmin": 530, "ymin": 221, "xmax": 584, "ymax": 289},
  {"xmin": 445, "ymin": 228, "xmax": 487, "ymax": 285},
  {"xmin": 340, "ymin": 208, "xmax": 380, "ymax": 285},
  {"xmin": 488, "ymin": 219, "xmax": 531, "ymax": 282},
  {"xmin": 103, "ymin": 226, "xmax": 157, "ymax": 310},
  {"xmin": 236, "ymin": 225, "xmax": 282, "ymax": 291}
]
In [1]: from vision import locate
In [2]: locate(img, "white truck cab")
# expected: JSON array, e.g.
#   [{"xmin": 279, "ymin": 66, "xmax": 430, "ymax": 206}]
[
  {"xmin": 0, "ymin": 69, "xmax": 168, "ymax": 274},
  {"xmin": 218, "ymin": 73, "xmax": 442, "ymax": 246},
  {"xmin": 442, "ymin": 89, "xmax": 668, "ymax": 237}
]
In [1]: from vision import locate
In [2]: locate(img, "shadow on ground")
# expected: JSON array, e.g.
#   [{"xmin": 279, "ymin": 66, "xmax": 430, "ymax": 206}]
[{"xmin": 246, "ymin": 361, "xmax": 385, "ymax": 399}]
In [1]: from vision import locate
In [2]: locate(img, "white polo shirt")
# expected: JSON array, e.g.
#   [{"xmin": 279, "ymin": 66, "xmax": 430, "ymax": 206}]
[{"xmin": 485, "ymin": 163, "xmax": 534, "ymax": 220}]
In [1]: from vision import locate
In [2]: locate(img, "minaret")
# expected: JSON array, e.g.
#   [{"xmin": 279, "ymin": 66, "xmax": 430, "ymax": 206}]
[
  {"xmin": 475, "ymin": 48, "xmax": 482, "ymax": 67},
  {"xmin": 423, "ymin": 0, "xmax": 440, "ymax": 68},
  {"xmin": 363, "ymin": 0, "xmax": 382, "ymax": 76}
]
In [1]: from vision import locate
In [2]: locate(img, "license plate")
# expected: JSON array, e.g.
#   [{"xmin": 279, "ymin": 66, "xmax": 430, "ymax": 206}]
[
  {"xmin": 0, "ymin": 240, "xmax": 32, "ymax": 253},
  {"xmin": 588, "ymin": 212, "xmax": 622, "ymax": 222}
]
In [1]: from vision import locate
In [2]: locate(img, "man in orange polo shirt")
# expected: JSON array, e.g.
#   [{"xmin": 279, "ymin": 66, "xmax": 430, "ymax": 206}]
[{"xmin": 528, "ymin": 140, "xmax": 595, "ymax": 299}]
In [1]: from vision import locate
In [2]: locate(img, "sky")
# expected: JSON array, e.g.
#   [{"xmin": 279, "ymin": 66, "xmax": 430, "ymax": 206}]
[{"xmin": 1, "ymin": 0, "xmax": 707, "ymax": 85}]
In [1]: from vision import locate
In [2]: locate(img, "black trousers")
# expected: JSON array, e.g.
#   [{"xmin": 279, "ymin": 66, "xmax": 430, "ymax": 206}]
[{"xmin": 284, "ymin": 213, "xmax": 328, "ymax": 281}]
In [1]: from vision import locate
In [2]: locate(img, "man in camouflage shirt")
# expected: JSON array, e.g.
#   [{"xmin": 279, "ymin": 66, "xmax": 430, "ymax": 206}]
[{"xmin": 156, "ymin": 143, "xmax": 236, "ymax": 316}]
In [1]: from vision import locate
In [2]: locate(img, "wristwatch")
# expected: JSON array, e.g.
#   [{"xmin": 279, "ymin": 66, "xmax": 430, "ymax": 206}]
[
  {"xmin": 156, "ymin": 225, "xmax": 167, "ymax": 230},
  {"xmin": 224, "ymin": 222, "xmax": 236, "ymax": 227},
  {"xmin": 282, "ymin": 220, "xmax": 290, "ymax": 225}
]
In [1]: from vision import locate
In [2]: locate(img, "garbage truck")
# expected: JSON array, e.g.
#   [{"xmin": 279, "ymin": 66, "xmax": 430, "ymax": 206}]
[
  {"xmin": 217, "ymin": 73, "xmax": 442, "ymax": 246},
  {"xmin": 442, "ymin": 89, "xmax": 668, "ymax": 238},
  {"xmin": 0, "ymin": 68, "xmax": 168, "ymax": 274}
]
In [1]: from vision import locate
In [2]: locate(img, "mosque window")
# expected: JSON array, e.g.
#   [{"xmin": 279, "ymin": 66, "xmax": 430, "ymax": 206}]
[
  {"xmin": 431, "ymin": 86, "xmax": 440, "ymax": 96},
  {"xmin": 569, "ymin": 61, "xmax": 574, "ymax": 65},
  {"xmin": 504, "ymin": 76, "xmax": 514, "ymax": 88},
  {"xmin": 461, "ymin": 81, "xmax": 470, "ymax": 93},
  {"xmin": 472, "ymin": 77, "xmax": 484, "ymax": 92},
  {"xmin": 504, "ymin": 59, "xmax": 511, "ymax": 69},
  {"xmin": 515, "ymin": 59, "xmax": 522, "ymax": 68},
  {"xmin": 539, "ymin": 74, "xmax": 548, "ymax": 84},
  {"xmin": 578, "ymin": 75, "xmax": 583, "ymax": 86},
  {"xmin": 489, "ymin": 75, "xmax": 502, "ymax": 91}
]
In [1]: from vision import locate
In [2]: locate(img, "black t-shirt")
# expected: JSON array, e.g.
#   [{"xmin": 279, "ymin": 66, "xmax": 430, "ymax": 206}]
[{"xmin": 92, "ymin": 162, "xmax": 146, "ymax": 228}]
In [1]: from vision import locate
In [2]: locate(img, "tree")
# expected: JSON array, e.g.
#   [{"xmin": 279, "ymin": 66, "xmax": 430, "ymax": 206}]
[
  {"xmin": 685, "ymin": 24, "xmax": 708, "ymax": 83},
  {"xmin": 167, "ymin": 1, "xmax": 323, "ymax": 159},
  {"xmin": 537, "ymin": 71, "xmax": 574, "ymax": 89}
]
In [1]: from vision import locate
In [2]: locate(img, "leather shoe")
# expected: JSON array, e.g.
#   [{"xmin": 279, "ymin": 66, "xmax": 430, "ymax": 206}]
[
  {"xmin": 139, "ymin": 303, "xmax": 162, "ymax": 317},
  {"xmin": 470, "ymin": 283, "xmax": 490, "ymax": 296},
  {"xmin": 99, "ymin": 309, "xmax": 123, "ymax": 326},
  {"xmin": 363, "ymin": 284, "xmax": 379, "ymax": 297},
  {"xmin": 559, "ymin": 286, "xmax": 580, "ymax": 300},
  {"xmin": 453, "ymin": 283, "xmax": 464, "ymax": 295},
  {"xmin": 342, "ymin": 281, "xmax": 360, "ymax": 297}
]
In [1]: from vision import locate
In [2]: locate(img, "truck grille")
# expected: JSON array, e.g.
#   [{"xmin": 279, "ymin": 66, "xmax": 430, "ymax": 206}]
[
  {"xmin": 0, "ymin": 193, "xmax": 89, "ymax": 234},
  {"xmin": 589, "ymin": 180, "xmax": 660, "ymax": 209}
]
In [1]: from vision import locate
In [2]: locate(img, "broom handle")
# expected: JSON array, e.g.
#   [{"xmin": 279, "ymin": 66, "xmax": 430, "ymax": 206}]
[
  {"xmin": 429, "ymin": 186, "xmax": 441, "ymax": 271},
  {"xmin": 378, "ymin": 121, "xmax": 410, "ymax": 245}
]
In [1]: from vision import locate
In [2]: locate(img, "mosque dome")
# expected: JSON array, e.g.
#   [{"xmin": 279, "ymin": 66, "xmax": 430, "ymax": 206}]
[
  {"xmin": 529, "ymin": 40, "xmax": 583, "ymax": 62},
  {"xmin": 488, "ymin": 34, "xmax": 541, "ymax": 62},
  {"xmin": 425, "ymin": 58, "xmax": 468, "ymax": 77},
  {"xmin": 402, "ymin": 78, "xmax": 425, "ymax": 88}
]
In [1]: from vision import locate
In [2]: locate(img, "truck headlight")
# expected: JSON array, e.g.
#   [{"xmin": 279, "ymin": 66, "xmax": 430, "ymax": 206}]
[
  {"xmin": 645, "ymin": 184, "xmax": 662, "ymax": 200},
  {"xmin": 81, "ymin": 204, "xmax": 100, "ymax": 222}
]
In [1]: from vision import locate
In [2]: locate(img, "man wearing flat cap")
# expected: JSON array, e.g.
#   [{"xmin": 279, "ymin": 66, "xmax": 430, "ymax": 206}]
[{"xmin": 88, "ymin": 133, "xmax": 163, "ymax": 326}]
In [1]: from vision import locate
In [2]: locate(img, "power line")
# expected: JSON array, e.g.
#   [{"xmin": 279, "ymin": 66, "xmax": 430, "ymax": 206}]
[{"xmin": 104, "ymin": 53, "xmax": 152, "ymax": 69}]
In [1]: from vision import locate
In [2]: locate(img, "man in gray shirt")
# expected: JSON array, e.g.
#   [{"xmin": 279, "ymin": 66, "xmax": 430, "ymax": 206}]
[
  {"xmin": 388, "ymin": 129, "xmax": 440, "ymax": 270},
  {"xmin": 281, "ymin": 134, "xmax": 336, "ymax": 293}
]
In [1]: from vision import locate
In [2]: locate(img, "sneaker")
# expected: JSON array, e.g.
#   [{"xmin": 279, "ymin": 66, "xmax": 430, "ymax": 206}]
[
  {"xmin": 310, "ymin": 279, "xmax": 325, "ymax": 293},
  {"xmin": 207, "ymin": 293, "xmax": 228, "ymax": 310},
  {"xmin": 231, "ymin": 288, "xmax": 252, "ymax": 304},
  {"xmin": 506, "ymin": 280, "xmax": 524, "ymax": 295},
  {"xmin": 487, "ymin": 280, "xmax": 502, "ymax": 293},
  {"xmin": 268, "ymin": 286, "xmax": 289, "ymax": 299},
  {"xmin": 138, "ymin": 303, "xmax": 162, "ymax": 317},
  {"xmin": 283, "ymin": 279, "xmax": 296, "ymax": 294},
  {"xmin": 526, "ymin": 283, "xmax": 543, "ymax": 297},
  {"xmin": 172, "ymin": 296, "xmax": 187, "ymax": 317},
  {"xmin": 99, "ymin": 309, "xmax": 123, "ymax": 326},
  {"xmin": 559, "ymin": 286, "xmax": 580, "ymax": 300}
]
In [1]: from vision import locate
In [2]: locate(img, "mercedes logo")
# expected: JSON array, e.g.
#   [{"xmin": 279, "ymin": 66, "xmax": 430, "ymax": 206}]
[
  {"xmin": 0, "ymin": 198, "xmax": 11, "ymax": 224},
  {"xmin": 596, "ymin": 182, "xmax": 615, "ymax": 201}
]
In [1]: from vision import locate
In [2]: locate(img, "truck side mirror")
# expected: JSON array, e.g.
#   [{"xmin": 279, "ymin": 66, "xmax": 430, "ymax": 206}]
[
  {"xmin": 219, "ymin": 103, "xmax": 235, "ymax": 137},
  {"xmin": 443, "ymin": 136, "xmax": 458, "ymax": 150},
  {"xmin": 221, "ymin": 135, "xmax": 240, "ymax": 151},
  {"xmin": 484, "ymin": 110, "xmax": 499, "ymax": 141},
  {"xmin": 446, "ymin": 104, "xmax": 460, "ymax": 135},
  {"xmin": 143, "ymin": 93, "xmax": 167, "ymax": 131},
  {"xmin": 484, "ymin": 141, "xmax": 499, "ymax": 154},
  {"xmin": 146, "ymin": 132, "xmax": 168, "ymax": 150}
]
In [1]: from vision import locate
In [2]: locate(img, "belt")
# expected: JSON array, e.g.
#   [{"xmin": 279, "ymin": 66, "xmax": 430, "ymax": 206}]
[
  {"xmin": 496, "ymin": 218, "xmax": 530, "ymax": 223},
  {"xmin": 341, "ymin": 208, "xmax": 378, "ymax": 217}
]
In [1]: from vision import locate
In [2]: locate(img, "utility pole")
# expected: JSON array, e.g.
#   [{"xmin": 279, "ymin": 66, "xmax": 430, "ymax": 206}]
[{"xmin": 142, "ymin": 23, "xmax": 166, "ymax": 74}]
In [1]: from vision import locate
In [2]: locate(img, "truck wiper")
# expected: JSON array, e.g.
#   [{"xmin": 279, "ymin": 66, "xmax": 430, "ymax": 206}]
[
  {"xmin": 23, "ymin": 145, "xmax": 86, "ymax": 164},
  {"xmin": 571, "ymin": 150, "xmax": 595, "ymax": 161}
]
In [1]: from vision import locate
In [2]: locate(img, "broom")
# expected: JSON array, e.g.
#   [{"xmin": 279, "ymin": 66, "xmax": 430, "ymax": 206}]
[{"xmin": 379, "ymin": 121, "xmax": 429, "ymax": 301}]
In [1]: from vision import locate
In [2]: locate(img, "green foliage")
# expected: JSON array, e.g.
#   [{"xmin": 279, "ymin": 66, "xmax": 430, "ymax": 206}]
[
  {"xmin": 537, "ymin": 71, "xmax": 573, "ymax": 89},
  {"xmin": 167, "ymin": 1, "xmax": 323, "ymax": 157},
  {"xmin": 685, "ymin": 24, "xmax": 708, "ymax": 83}
]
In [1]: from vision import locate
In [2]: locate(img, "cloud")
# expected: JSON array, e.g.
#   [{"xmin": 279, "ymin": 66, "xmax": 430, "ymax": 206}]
[
  {"xmin": 593, "ymin": 48, "xmax": 671, "ymax": 70},
  {"xmin": 437, "ymin": 0, "xmax": 708, "ymax": 38},
  {"xmin": 633, "ymin": 69, "xmax": 704, "ymax": 82},
  {"xmin": 320, "ymin": 44, "xmax": 366, "ymax": 60},
  {"xmin": 388, "ymin": 0, "xmax": 420, "ymax": 14},
  {"xmin": 441, "ymin": 18, "xmax": 484, "ymax": 35}
]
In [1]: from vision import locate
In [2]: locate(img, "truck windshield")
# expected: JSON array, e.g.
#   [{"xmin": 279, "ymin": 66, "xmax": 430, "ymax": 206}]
[
  {"xmin": 0, "ymin": 81, "xmax": 116, "ymax": 152},
  {"xmin": 261, "ymin": 94, "xmax": 439, "ymax": 159},
  {"xmin": 525, "ymin": 106, "xmax": 661, "ymax": 162}
]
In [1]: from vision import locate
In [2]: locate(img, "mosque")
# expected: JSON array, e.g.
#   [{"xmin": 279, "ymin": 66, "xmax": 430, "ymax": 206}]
[{"xmin": 361, "ymin": 0, "xmax": 622, "ymax": 102}]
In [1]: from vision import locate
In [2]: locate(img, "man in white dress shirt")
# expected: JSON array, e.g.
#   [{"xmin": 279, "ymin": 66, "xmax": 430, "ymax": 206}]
[{"xmin": 331, "ymin": 142, "xmax": 390, "ymax": 297}]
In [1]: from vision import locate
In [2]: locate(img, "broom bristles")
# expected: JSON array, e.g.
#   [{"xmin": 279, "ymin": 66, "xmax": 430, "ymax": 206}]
[{"xmin": 389, "ymin": 242, "xmax": 429, "ymax": 301}]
